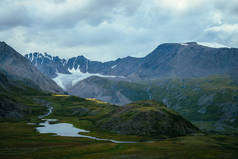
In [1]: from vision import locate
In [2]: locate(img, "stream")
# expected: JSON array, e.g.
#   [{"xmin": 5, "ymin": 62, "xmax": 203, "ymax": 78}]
[{"xmin": 36, "ymin": 105, "xmax": 137, "ymax": 143}]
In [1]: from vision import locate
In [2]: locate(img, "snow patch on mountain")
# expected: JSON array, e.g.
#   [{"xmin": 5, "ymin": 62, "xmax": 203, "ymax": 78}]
[
  {"xmin": 197, "ymin": 42, "xmax": 230, "ymax": 48},
  {"xmin": 181, "ymin": 43, "xmax": 189, "ymax": 46},
  {"xmin": 53, "ymin": 68, "xmax": 122, "ymax": 90},
  {"xmin": 111, "ymin": 65, "xmax": 117, "ymax": 69}
]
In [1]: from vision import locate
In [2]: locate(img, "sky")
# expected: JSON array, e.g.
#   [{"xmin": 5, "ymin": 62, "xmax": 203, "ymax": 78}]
[{"xmin": 0, "ymin": 0, "xmax": 238, "ymax": 61}]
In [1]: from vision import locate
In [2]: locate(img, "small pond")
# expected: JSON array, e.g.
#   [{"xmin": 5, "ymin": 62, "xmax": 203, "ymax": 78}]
[{"xmin": 36, "ymin": 119, "xmax": 137, "ymax": 143}]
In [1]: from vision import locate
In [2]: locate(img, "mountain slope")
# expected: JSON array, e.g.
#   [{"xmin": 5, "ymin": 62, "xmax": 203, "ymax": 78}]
[
  {"xmin": 0, "ymin": 42, "xmax": 63, "ymax": 93},
  {"xmin": 67, "ymin": 76, "xmax": 140, "ymax": 105},
  {"xmin": 0, "ymin": 71, "xmax": 26, "ymax": 119},
  {"xmin": 0, "ymin": 69, "xmax": 50, "ymax": 120},
  {"xmin": 139, "ymin": 42, "xmax": 238, "ymax": 78}
]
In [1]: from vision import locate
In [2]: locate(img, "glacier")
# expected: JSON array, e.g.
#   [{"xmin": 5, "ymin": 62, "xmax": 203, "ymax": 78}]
[{"xmin": 53, "ymin": 68, "xmax": 121, "ymax": 90}]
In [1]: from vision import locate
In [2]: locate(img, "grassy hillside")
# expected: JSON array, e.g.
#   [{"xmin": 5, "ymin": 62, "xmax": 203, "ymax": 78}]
[
  {"xmin": 73, "ymin": 75, "xmax": 238, "ymax": 134},
  {"xmin": 146, "ymin": 75, "xmax": 238, "ymax": 134},
  {"xmin": 1, "ymin": 121, "xmax": 238, "ymax": 159},
  {"xmin": 0, "ymin": 72, "xmax": 237, "ymax": 158},
  {"xmin": 0, "ymin": 93, "xmax": 237, "ymax": 159},
  {"xmin": 35, "ymin": 95, "xmax": 198, "ymax": 138},
  {"xmin": 0, "ymin": 72, "xmax": 51, "ymax": 120},
  {"xmin": 97, "ymin": 100, "xmax": 199, "ymax": 137}
]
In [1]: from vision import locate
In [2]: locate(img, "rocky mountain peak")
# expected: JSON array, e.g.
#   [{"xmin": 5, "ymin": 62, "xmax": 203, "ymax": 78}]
[
  {"xmin": 0, "ymin": 41, "xmax": 7, "ymax": 46},
  {"xmin": 0, "ymin": 41, "xmax": 19, "ymax": 56}
]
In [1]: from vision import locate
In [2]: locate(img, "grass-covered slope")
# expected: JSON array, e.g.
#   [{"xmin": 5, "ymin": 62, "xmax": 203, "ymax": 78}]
[
  {"xmin": 1, "ymin": 121, "xmax": 237, "ymax": 159},
  {"xmin": 39, "ymin": 95, "xmax": 198, "ymax": 138},
  {"xmin": 147, "ymin": 75, "xmax": 238, "ymax": 134},
  {"xmin": 72, "ymin": 75, "xmax": 238, "ymax": 134},
  {"xmin": 0, "ymin": 70, "xmax": 51, "ymax": 120},
  {"xmin": 0, "ymin": 85, "xmax": 237, "ymax": 159},
  {"xmin": 0, "ymin": 94, "xmax": 237, "ymax": 159},
  {"xmin": 98, "ymin": 100, "xmax": 199, "ymax": 137}
]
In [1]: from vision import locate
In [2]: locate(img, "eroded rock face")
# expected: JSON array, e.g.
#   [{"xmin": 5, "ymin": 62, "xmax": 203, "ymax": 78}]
[{"xmin": 97, "ymin": 101, "xmax": 200, "ymax": 137}]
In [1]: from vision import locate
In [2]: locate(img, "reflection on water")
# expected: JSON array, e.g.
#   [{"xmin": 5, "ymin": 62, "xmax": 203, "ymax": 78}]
[
  {"xmin": 37, "ymin": 119, "xmax": 137, "ymax": 143},
  {"xmin": 37, "ymin": 119, "xmax": 89, "ymax": 136}
]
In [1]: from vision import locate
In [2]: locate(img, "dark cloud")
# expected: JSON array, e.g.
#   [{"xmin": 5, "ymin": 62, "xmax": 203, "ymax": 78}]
[
  {"xmin": 0, "ymin": 2, "xmax": 31, "ymax": 30},
  {"xmin": 215, "ymin": 0, "xmax": 238, "ymax": 15}
]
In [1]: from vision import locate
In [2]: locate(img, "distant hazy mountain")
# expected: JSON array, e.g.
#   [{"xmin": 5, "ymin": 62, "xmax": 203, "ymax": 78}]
[{"xmin": 0, "ymin": 41, "xmax": 63, "ymax": 93}]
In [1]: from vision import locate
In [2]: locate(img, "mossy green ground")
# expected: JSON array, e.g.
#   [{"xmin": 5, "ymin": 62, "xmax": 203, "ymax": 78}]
[
  {"xmin": 0, "ymin": 121, "xmax": 237, "ymax": 159},
  {"xmin": 0, "ymin": 94, "xmax": 238, "ymax": 159}
]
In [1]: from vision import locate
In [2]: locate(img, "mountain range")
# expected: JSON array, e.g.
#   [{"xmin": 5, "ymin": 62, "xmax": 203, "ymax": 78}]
[
  {"xmin": 25, "ymin": 42, "xmax": 238, "ymax": 80},
  {"xmin": 24, "ymin": 42, "xmax": 238, "ymax": 133}
]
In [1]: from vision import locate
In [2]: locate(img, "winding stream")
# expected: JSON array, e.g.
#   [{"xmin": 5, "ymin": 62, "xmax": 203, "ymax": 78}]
[
  {"xmin": 36, "ymin": 105, "xmax": 137, "ymax": 143},
  {"xmin": 38, "ymin": 105, "xmax": 53, "ymax": 119}
]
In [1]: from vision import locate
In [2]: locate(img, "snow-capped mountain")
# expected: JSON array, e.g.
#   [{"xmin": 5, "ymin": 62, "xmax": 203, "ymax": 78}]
[
  {"xmin": 25, "ymin": 52, "xmax": 124, "ymax": 90},
  {"xmin": 25, "ymin": 53, "xmax": 70, "ymax": 78},
  {"xmin": 25, "ymin": 42, "xmax": 238, "ymax": 90}
]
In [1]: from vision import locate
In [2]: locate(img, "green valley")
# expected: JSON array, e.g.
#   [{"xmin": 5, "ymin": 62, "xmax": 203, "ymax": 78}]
[
  {"xmin": 0, "ymin": 84, "xmax": 238, "ymax": 158},
  {"xmin": 73, "ymin": 75, "xmax": 238, "ymax": 134}
]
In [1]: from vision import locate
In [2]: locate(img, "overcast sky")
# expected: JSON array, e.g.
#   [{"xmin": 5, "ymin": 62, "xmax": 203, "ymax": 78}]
[{"xmin": 0, "ymin": 0, "xmax": 238, "ymax": 61}]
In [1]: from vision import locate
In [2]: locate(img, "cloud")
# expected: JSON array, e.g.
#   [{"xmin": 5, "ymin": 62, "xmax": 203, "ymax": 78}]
[
  {"xmin": 214, "ymin": 0, "xmax": 238, "ymax": 16},
  {"xmin": 0, "ymin": 2, "xmax": 31, "ymax": 29},
  {"xmin": 153, "ymin": 0, "xmax": 205, "ymax": 14},
  {"xmin": 0, "ymin": 0, "xmax": 238, "ymax": 61},
  {"xmin": 206, "ymin": 24, "xmax": 238, "ymax": 33}
]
